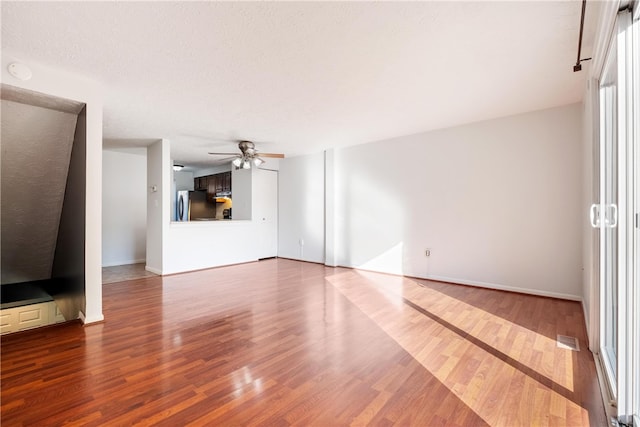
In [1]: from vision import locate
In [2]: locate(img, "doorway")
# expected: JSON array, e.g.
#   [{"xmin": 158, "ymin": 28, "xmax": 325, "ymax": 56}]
[
  {"xmin": 598, "ymin": 24, "xmax": 619, "ymax": 397},
  {"xmin": 594, "ymin": 8, "xmax": 639, "ymax": 424}
]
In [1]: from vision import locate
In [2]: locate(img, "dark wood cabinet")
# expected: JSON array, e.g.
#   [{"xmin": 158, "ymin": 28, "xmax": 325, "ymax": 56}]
[
  {"xmin": 221, "ymin": 172, "xmax": 231, "ymax": 192},
  {"xmin": 194, "ymin": 176, "xmax": 208, "ymax": 191},
  {"xmin": 194, "ymin": 172, "xmax": 232, "ymax": 202},
  {"xmin": 207, "ymin": 176, "xmax": 216, "ymax": 202}
]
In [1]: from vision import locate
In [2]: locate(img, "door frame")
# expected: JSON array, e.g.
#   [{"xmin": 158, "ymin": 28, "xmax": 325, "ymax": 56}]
[{"xmin": 593, "ymin": 7, "xmax": 638, "ymax": 424}]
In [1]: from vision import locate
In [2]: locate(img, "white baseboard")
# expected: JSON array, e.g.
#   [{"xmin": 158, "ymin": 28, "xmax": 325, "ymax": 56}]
[
  {"xmin": 159, "ymin": 259, "xmax": 260, "ymax": 276},
  {"xmin": 145, "ymin": 266, "xmax": 163, "ymax": 275},
  {"xmin": 102, "ymin": 258, "xmax": 146, "ymax": 268},
  {"xmin": 78, "ymin": 310, "xmax": 104, "ymax": 324},
  {"xmin": 420, "ymin": 274, "xmax": 582, "ymax": 301},
  {"xmin": 581, "ymin": 300, "xmax": 597, "ymax": 351},
  {"xmin": 347, "ymin": 265, "xmax": 582, "ymax": 301}
]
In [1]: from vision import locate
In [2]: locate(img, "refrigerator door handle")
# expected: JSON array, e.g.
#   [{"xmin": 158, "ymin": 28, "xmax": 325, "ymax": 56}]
[{"xmin": 178, "ymin": 196, "xmax": 184, "ymax": 221}]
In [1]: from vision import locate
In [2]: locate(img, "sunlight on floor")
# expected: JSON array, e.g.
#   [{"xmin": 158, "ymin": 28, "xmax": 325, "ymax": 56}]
[
  {"xmin": 325, "ymin": 270, "xmax": 588, "ymax": 426},
  {"xmin": 356, "ymin": 269, "xmax": 575, "ymax": 392}
]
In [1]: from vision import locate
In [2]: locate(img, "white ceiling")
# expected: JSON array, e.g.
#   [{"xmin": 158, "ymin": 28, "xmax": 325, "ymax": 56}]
[
  {"xmin": 1, "ymin": 1, "xmax": 599, "ymax": 168},
  {"xmin": 1, "ymin": 98, "xmax": 78, "ymax": 284}
]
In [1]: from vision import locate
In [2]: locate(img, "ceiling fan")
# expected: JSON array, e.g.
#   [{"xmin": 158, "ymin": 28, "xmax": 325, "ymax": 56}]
[{"xmin": 208, "ymin": 140, "xmax": 284, "ymax": 169}]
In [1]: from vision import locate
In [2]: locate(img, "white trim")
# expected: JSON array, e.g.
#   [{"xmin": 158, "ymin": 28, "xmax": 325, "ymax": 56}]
[
  {"xmin": 582, "ymin": 301, "xmax": 594, "ymax": 349},
  {"xmin": 617, "ymin": 10, "xmax": 634, "ymax": 420},
  {"xmin": 324, "ymin": 149, "xmax": 336, "ymax": 267},
  {"xmin": 102, "ymin": 258, "xmax": 146, "ymax": 268},
  {"xmin": 420, "ymin": 274, "xmax": 582, "ymax": 301},
  {"xmin": 81, "ymin": 313, "xmax": 105, "ymax": 324},
  {"xmin": 617, "ymin": 10, "xmax": 629, "ymax": 413},
  {"xmin": 631, "ymin": 13, "xmax": 640, "ymax": 424},
  {"xmin": 145, "ymin": 265, "xmax": 163, "ymax": 275},
  {"xmin": 78, "ymin": 310, "xmax": 105, "ymax": 324},
  {"xmin": 588, "ymin": 76, "xmax": 602, "ymax": 354},
  {"xmin": 591, "ymin": 1, "xmax": 622, "ymax": 80},
  {"xmin": 594, "ymin": 351, "xmax": 619, "ymax": 420},
  {"xmin": 159, "ymin": 259, "xmax": 261, "ymax": 276}
]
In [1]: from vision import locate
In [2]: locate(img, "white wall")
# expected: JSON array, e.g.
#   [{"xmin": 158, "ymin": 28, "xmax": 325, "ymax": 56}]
[
  {"xmin": 164, "ymin": 221, "xmax": 261, "ymax": 274},
  {"xmin": 580, "ymin": 0, "xmax": 619, "ymax": 350},
  {"xmin": 102, "ymin": 148, "xmax": 147, "ymax": 266},
  {"xmin": 148, "ymin": 143, "xmax": 279, "ymax": 275},
  {"xmin": 175, "ymin": 170, "xmax": 194, "ymax": 191},
  {"xmin": 582, "ymin": 79, "xmax": 599, "ymax": 348},
  {"xmin": 330, "ymin": 104, "xmax": 584, "ymax": 300},
  {"xmin": 231, "ymin": 168, "xmax": 252, "ymax": 220},
  {"xmin": 1, "ymin": 51, "xmax": 104, "ymax": 323},
  {"xmin": 278, "ymin": 152, "xmax": 325, "ymax": 263},
  {"xmin": 146, "ymin": 139, "xmax": 170, "ymax": 274},
  {"xmin": 161, "ymin": 168, "xmax": 279, "ymax": 274},
  {"xmin": 325, "ymin": 150, "xmax": 337, "ymax": 266}
]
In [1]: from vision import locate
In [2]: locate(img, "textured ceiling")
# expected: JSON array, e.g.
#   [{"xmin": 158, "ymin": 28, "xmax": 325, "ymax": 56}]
[
  {"xmin": 1, "ymin": 98, "xmax": 78, "ymax": 285},
  {"xmin": 1, "ymin": 1, "xmax": 599, "ymax": 168}
]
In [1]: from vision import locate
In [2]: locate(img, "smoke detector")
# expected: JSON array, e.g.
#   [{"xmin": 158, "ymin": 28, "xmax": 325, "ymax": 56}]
[{"xmin": 7, "ymin": 63, "xmax": 32, "ymax": 81}]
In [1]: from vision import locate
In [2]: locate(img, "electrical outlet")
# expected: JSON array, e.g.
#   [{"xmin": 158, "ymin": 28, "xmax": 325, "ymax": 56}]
[{"xmin": 425, "ymin": 249, "xmax": 431, "ymax": 257}]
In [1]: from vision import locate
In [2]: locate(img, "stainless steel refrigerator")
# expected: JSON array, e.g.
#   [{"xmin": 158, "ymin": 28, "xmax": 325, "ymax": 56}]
[
  {"xmin": 176, "ymin": 190, "xmax": 189, "ymax": 221},
  {"xmin": 177, "ymin": 190, "xmax": 215, "ymax": 221}
]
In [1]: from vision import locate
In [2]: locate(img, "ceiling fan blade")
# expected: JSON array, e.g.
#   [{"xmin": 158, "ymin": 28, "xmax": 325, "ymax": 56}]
[
  {"xmin": 258, "ymin": 153, "xmax": 285, "ymax": 158},
  {"xmin": 208, "ymin": 152, "xmax": 238, "ymax": 156},
  {"xmin": 218, "ymin": 156, "xmax": 238, "ymax": 162}
]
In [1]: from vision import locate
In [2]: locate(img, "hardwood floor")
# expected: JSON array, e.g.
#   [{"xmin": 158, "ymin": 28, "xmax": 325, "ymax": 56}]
[{"xmin": 1, "ymin": 258, "xmax": 606, "ymax": 426}]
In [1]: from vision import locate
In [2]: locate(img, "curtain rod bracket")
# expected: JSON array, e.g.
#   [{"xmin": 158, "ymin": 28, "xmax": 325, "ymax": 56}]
[
  {"xmin": 573, "ymin": 57, "xmax": 593, "ymax": 72},
  {"xmin": 573, "ymin": 0, "xmax": 589, "ymax": 72}
]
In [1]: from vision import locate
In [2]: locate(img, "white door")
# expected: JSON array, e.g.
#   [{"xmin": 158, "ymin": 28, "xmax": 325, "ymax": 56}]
[
  {"xmin": 253, "ymin": 169, "xmax": 278, "ymax": 259},
  {"xmin": 595, "ymin": 9, "xmax": 639, "ymax": 424},
  {"xmin": 598, "ymin": 33, "xmax": 619, "ymax": 397},
  {"xmin": 628, "ymin": 9, "xmax": 639, "ymax": 425}
]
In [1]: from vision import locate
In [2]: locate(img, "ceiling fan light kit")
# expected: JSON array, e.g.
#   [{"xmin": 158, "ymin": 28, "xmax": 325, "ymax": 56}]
[{"xmin": 209, "ymin": 140, "xmax": 284, "ymax": 170}]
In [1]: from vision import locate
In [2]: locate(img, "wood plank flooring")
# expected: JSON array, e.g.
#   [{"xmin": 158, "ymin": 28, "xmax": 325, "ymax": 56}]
[{"xmin": 1, "ymin": 258, "xmax": 606, "ymax": 426}]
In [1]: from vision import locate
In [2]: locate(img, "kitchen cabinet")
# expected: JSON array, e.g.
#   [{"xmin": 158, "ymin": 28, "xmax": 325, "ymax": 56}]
[
  {"xmin": 215, "ymin": 174, "xmax": 223, "ymax": 193},
  {"xmin": 194, "ymin": 176, "xmax": 208, "ymax": 191},
  {"xmin": 211, "ymin": 172, "xmax": 231, "ymax": 194},
  {"xmin": 221, "ymin": 171, "xmax": 231, "ymax": 193},
  {"xmin": 207, "ymin": 176, "xmax": 216, "ymax": 203},
  {"xmin": 194, "ymin": 172, "xmax": 232, "ymax": 202}
]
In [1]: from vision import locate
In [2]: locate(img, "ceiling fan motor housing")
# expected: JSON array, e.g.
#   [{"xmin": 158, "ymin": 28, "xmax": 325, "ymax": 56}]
[{"xmin": 238, "ymin": 141, "xmax": 256, "ymax": 156}]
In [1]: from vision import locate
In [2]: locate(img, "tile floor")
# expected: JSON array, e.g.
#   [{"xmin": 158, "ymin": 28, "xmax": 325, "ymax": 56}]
[{"xmin": 102, "ymin": 263, "xmax": 158, "ymax": 284}]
